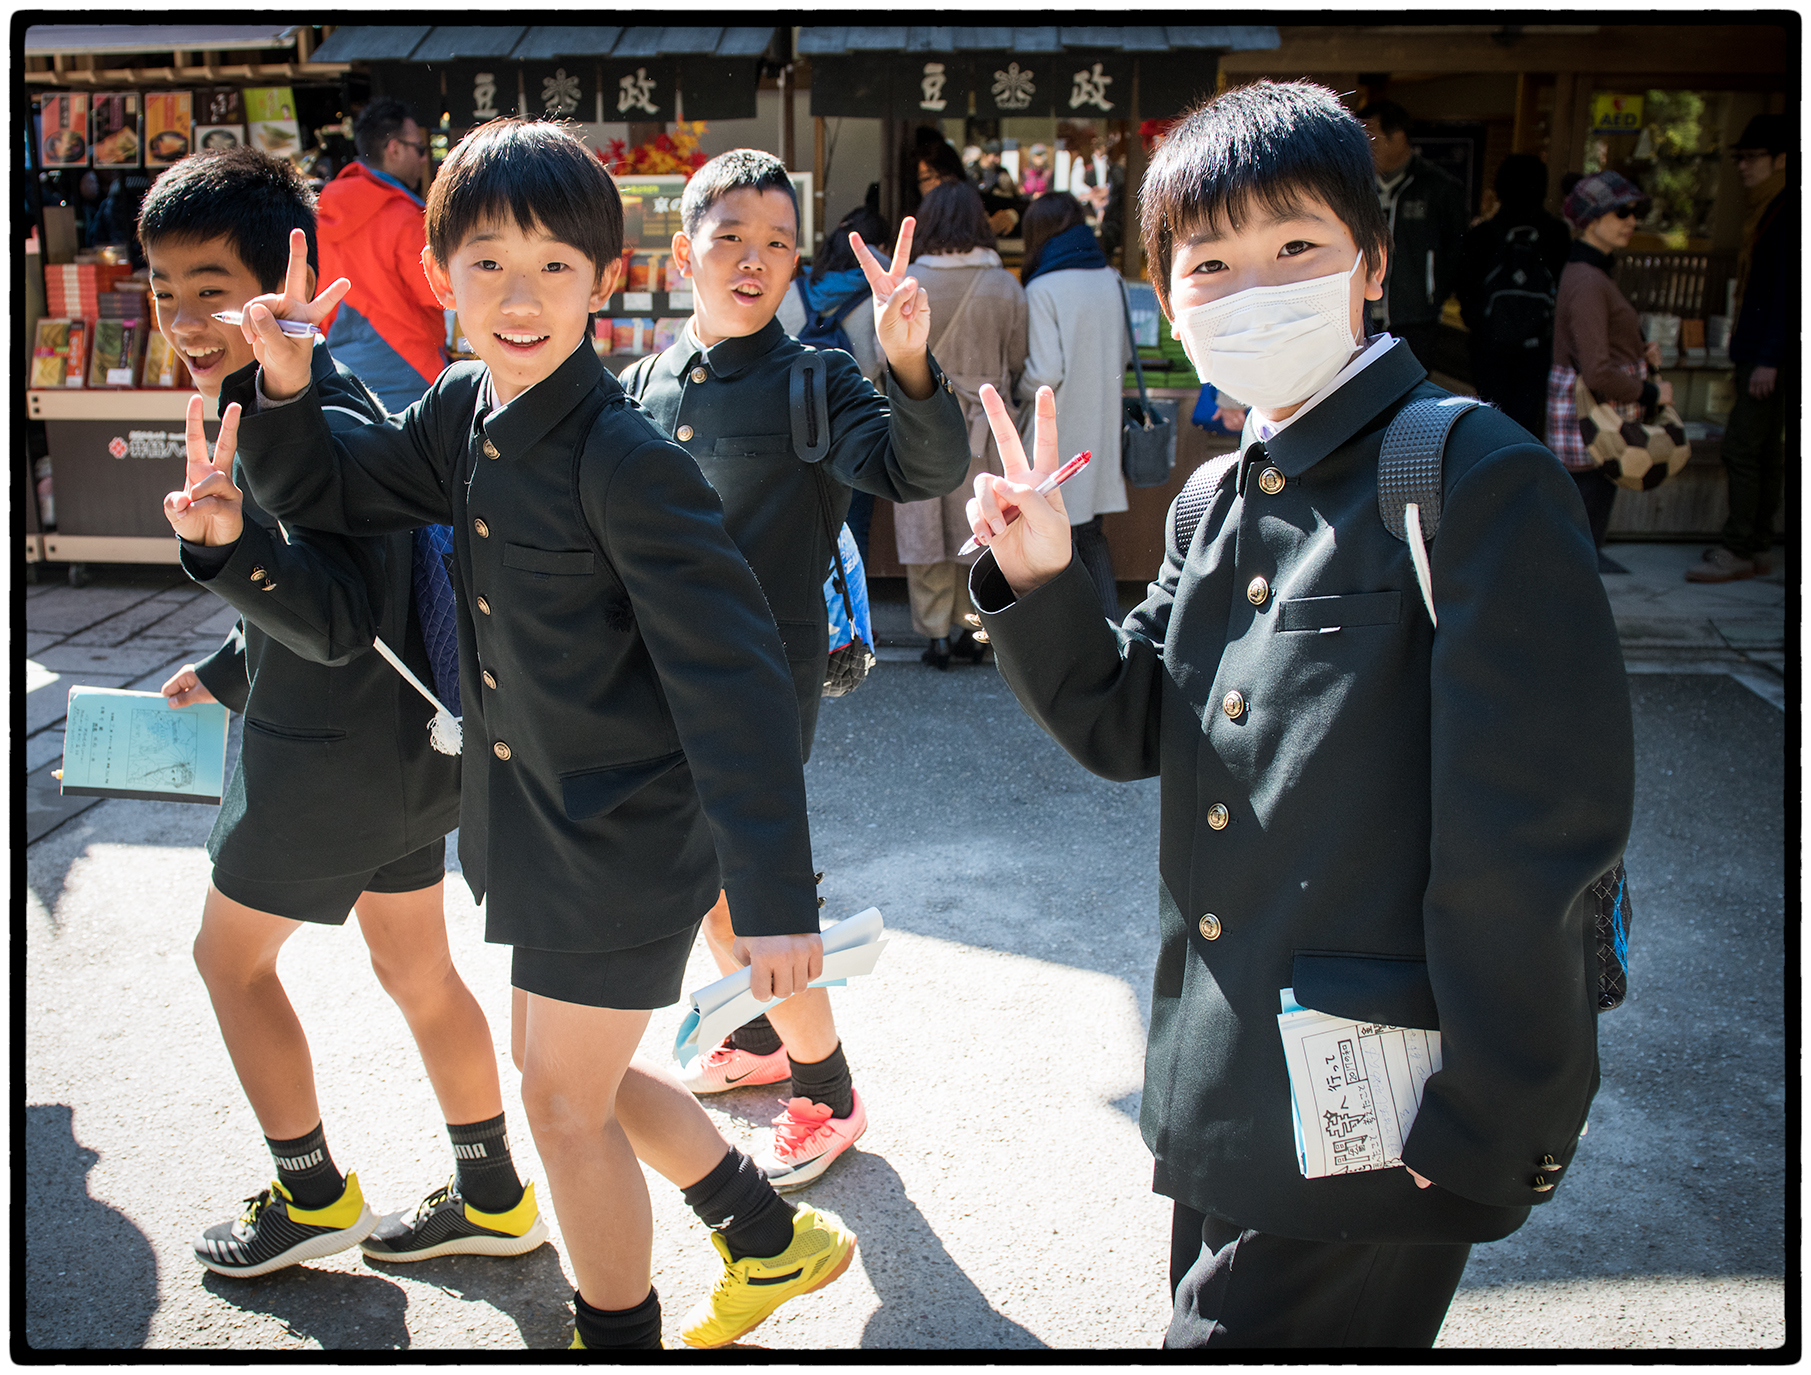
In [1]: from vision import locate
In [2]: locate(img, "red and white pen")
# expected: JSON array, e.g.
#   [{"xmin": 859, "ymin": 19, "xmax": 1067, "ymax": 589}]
[{"xmin": 959, "ymin": 450, "xmax": 1091, "ymax": 556}]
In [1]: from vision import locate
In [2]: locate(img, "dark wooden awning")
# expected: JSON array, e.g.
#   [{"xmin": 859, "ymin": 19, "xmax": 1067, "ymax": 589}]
[{"xmin": 311, "ymin": 25, "xmax": 778, "ymax": 64}]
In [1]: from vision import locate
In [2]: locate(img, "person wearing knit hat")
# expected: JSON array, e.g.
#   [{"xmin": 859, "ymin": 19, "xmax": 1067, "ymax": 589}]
[
  {"xmin": 1547, "ymin": 170, "xmax": 1671, "ymax": 568},
  {"xmin": 1687, "ymin": 113, "xmax": 1793, "ymax": 582}
]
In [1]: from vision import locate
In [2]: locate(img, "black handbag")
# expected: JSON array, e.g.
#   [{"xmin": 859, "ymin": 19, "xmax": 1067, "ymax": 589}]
[{"xmin": 1120, "ymin": 283, "xmax": 1176, "ymax": 488}]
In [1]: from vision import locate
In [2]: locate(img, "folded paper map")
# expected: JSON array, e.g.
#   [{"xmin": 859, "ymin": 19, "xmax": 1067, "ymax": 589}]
[{"xmin": 675, "ymin": 907, "xmax": 886, "ymax": 1067}]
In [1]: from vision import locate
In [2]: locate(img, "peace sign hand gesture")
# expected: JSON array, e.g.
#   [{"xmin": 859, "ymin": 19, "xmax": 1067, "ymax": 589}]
[
  {"xmin": 850, "ymin": 216, "xmax": 937, "ymax": 399},
  {"xmin": 966, "ymin": 383, "xmax": 1072, "ymax": 596},
  {"xmin": 235, "ymin": 226, "xmax": 350, "ymax": 402},
  {"xmin": 163, "ymin": 394, "xmax": 244, "ymax": 547}
]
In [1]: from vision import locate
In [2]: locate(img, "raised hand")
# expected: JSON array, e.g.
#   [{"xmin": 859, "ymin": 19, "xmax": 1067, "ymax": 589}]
[
  {"xmin": 965, "ymin": 384, "xmax": 1072, "ymax": 596},
  {"xmin": 850, "ymin": 216, "xmax": 935, "ymax": 398},
  {"xmin": 237, "ymin": 226, "xmax": 349, "ymax": 401},
  {"xmin": 161, "ymin": 663, "xmax": 218, "ymax": 709},
  {"xmin": 163, "ymin": 394, "xmax": 244, "ymax": 547}
]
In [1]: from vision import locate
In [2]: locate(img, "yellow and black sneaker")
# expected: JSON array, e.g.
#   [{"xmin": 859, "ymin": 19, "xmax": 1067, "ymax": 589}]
[
  {"xmin": 194, "ymin": 1173, "xmax": 377, "ymax": 1278},
  {"xmin": 680, "ymin": 1205, "xmax": 857, "ymax": 1348},
  {"xmin": 360, "ymin": 1178, "xmax": 548, "ymax": 1262}
]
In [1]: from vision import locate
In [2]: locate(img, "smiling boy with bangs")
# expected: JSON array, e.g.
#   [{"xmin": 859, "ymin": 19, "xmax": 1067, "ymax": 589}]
[{"xmin": 209, "ymin": 118, "xmax": 856, "ymax": 1351}]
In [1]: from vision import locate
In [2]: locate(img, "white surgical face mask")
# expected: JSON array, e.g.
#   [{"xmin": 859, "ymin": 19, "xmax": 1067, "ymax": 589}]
[{"xmin": 1172, "ymin": 253, "xmax": 1365, "ymax": 412}]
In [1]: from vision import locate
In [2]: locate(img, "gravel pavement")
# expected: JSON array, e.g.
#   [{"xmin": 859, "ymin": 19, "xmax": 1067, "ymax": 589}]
[{"xmin": 20, "ymin": 568, "xmax": 1788, "ymax": 1354}]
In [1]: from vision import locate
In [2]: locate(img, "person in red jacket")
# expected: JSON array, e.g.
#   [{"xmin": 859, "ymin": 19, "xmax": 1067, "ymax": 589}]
[{"xmin": 316, "ymin": 99, "xmax": 448, "ymax": 411}]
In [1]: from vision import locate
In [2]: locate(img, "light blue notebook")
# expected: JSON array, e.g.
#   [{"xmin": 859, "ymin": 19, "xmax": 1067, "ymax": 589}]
[{"xmin": 60, "ymin": 686, "xmax": 228, "ymax": 805}]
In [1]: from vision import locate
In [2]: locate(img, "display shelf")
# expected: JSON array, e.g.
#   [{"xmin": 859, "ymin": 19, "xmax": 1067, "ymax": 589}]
[
  {"xmin": 29, "ymin": 388, "xmax": 215, "ymax": 421},
  {"xmin": 42, "ymin": 534, "xmax": 181, "ymax": 565}
]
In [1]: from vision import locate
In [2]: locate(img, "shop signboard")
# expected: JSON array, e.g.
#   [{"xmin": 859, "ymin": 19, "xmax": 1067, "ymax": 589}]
[
  {"xmin": 46, "ymin": 418, "xmax": 218, "ymax": 538},
  {"xmin": 447, "ymin": 62, "xmax": 521, "ymax": 127},
  {"xmin": 524, "ymin": 61, "xmax": 592, "ymax": 121},
  {"xmin": 602, "ymin": 59, "xmax": 674, "ymax": 122},
  {"xmin": 978, "ymin": 56, "xmax": 1055, "ymax": 118},
  {"xmin": 374, "ymin": 63, "xmax": 445, "ymax": 127},
  {"xmin": 677, "ymin": 59, "xmax": 760, "ymax": 122}
]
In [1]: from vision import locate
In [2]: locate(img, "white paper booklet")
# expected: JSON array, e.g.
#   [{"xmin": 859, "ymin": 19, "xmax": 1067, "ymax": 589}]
[
  {"xmin": 1277, "ymin": 988, "xmax": 1442, "ymax": 1178},
  {"xmin": 674, "ymin": 907, "xmax": 886, "ymax": 1068}
]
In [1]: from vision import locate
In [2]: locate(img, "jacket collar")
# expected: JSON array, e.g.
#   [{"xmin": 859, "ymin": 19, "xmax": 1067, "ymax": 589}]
[
  {"xmin": 1569, "ymin": 239, "xmax": 1615, "ymax": 274},
  {"xmin": 659, "ymin": 316, "xmax": 789, "ymax": 383},
  {"xmin": 348, "ymin": 159, "xmax": 426, "ymax": 208},
  {"xmin": 1257, "ymin": 338, "xmax": 1426, "ymax": 477},
  {"xmin": 481, "ymin": 341, "xmax": 612, "ymax": 456}
]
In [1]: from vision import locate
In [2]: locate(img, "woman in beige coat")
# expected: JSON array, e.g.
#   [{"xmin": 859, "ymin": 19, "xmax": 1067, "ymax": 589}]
[{"xmin": 893, "ymin": 181, "xmax": 1028, "ymax": 667}]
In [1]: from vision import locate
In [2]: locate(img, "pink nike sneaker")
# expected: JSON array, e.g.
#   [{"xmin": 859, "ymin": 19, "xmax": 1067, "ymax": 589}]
[
  {"xmin": 679, "ymin": 1037, "xmax": 791, "ymax": 1095},
  {"xmin": 756, "ymin": 1090, "xmax": 867, "ymax": 1191}
]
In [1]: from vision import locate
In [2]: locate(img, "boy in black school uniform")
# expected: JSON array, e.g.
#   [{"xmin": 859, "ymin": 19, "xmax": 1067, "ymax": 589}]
[
  {"xmin": 204, "ymin": 119, "xmax": 855, "ymax": 1351},
  {"xmin": 146, "ymin": 148, "xmax": 544, "ymax": 1278},
  {"xmin": 618, "ymin": 149, "xmax": 970, "ymax": 1188},
  {"xmin": 962, "ymin": 83, "xmax": 1632, "ymax": 1346}
]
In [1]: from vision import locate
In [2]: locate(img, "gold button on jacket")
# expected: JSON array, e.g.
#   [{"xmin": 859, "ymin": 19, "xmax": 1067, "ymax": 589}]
[
  {"xmin": 492, "ymin": 740, "xmax": 511, "ymax": 761},
  {"xmin": 1207, "ymin": 802, "xmax": 1230, "ymax": 830},
  {"xmin": 1247, "ymin": 576, "xmax": 1269, "ymax": 606},
  {"xmin": 481, "ymin": 670, "xmax": 497, "ymax": 689},
  {"xmin": 482, "ymin": 438, "xmax": 499, "ymax": 460},
  {"xmin": 1222, "ymin": 689, "xmax": 1246, "ymax": 719},
  {"xmin": 690, "ymin": 366, "xmax": 709, "ymax": 384},
  {"xmin": 475, "ymin": 595, "xmax": 491, "ymax": 615},
  {"xmin": 1198, "ymin": 913, "xmax": 1223, "ymax": 940},
  {"xmin": 249, "ymin": 566, "xmax": 267, "ymax": 582},
  {"xmin": 676, "ymin": 424, "xmax": 695, "ymax": 442},
  {"xmin": 473, "ymin": 518, "xmax": 490, "ymax": 538},
  {"xmin": 1258, "ymin": 466, "xmax": 1286, "ymax": 495}
]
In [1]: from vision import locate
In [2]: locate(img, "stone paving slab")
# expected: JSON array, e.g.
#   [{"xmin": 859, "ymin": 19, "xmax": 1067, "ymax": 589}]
[
  {"xmin": 26, "ymin": 632, "xmax": 60, "ymax": 655},
  {"xmin": 25, "ymin": 731, "xmax": 65, "ymax": 774},
  {"xmin": 24, "ymin": 759, "xmax": 103, "ymax": 846},
  {"xmin": 23, "ymin": 585, "xmax": 161, "ymax": 635},
  {"xmin": 31, "ymin": 644, "xmax": 202, "ymax": 678}
]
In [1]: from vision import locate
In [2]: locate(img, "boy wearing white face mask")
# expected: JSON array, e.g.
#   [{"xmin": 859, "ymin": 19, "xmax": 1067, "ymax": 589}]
[{"xmin": 961, "ymin": 82, "xmax": 1632, "ymax": 1348}]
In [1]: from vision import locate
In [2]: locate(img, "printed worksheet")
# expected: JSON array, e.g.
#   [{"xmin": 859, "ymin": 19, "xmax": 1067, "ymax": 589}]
[
  {"xmin": 61, "ymin": 687, "xmax": 228, "ymax": 805},
  {"xmin": 1277, "ymin": 992, "xmax": 1442, "ymax": 1178}
]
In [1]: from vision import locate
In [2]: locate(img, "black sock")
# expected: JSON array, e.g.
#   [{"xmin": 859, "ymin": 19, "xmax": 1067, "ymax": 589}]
[
  {"xmin": 730, "ymin": 1013, "xmax": 784, "ymax": 1057},
  {"xmin": 266, "ymin": 1123, "xmax": 344, "ymax": 1211},
  {"xmin": 573, "ymin": 1286, "xmax": 660, "ymax": 1350},
  {"xmin": 681, "ymin": 1147, "xmax": 797, "ymax": 1262},
  {"xmin": 447, "ymin": 1113, "xmax": 524, "ymax": 1214},
  {"xmin": 788, "ymin": 1042, "xmax": 855, "ymax": 1120}
]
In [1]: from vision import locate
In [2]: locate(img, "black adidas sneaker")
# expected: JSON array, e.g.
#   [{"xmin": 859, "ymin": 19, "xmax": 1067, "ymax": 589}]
[
  {"xmin": 360, "ymin": 1178, "xmax": 548, "ymax": 1261},
  {"xmin": 194, "ymin": 1173, "xmax": 377, "ymax": 1278}
]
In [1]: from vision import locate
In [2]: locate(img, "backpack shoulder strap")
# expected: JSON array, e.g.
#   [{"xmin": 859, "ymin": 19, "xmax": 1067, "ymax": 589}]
[
  {"xmin": 787, "ymin": 351, "xmax": 834, "ymax": 464},
  {"xmin": 1170, "ymin": 450, "xmax": 1241, "ymax": 559},
  {"xmin": 1377, "ymin": 395, "xmax": 1481, "ymax": 627}
]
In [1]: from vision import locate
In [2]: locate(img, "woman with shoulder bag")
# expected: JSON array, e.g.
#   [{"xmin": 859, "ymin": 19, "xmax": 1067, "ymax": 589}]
[
  {"xmin": 892, "ymin": 181, "xmax": 1028, "ymax": 668},
  {"xmin": 1547, "ymin": 171, "xmax": 1673, "ymax": 566},
  {"xmin": 1016, "ymin": 192, "xmax": 1131, "ymax": 621}
]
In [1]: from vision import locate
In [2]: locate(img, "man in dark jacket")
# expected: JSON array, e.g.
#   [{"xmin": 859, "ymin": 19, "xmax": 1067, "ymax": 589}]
[
  {"xmin": 620, "ymin": 149, "xmax": 970, "ymax": 1190},
  {"xmin": 1456, "ymin": 154, "xmax": 1572, "ymax": 436},
  {"xmin": 1688, "ymin": 113, "xmax": 1793, "ymax": 582},
  {"xmin": 1359, "ymin": 101, "xmax": 1469, "ymax": 373}
]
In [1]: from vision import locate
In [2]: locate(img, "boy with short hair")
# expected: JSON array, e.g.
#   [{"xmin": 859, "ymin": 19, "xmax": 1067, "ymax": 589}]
[
  {"xmin": 964, "ymin": 82, "xmax": 1632, "ymax": 1346},
  {"xmin": 146, "ymin": 146, "xmax": 543, "ymax": 1277},
  {"xmin": 619, "ymin": 149, "xmax": 969, "ymax": 1188},
  {"xmin": 211, "ymin": 119, "xmax": 854, "ymax": 1351}
]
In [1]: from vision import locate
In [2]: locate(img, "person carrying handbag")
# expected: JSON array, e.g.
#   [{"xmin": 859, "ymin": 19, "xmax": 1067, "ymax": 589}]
[{"xmin": 1546, "ymin": 171, "xmax": 1673, "ymax": 569}]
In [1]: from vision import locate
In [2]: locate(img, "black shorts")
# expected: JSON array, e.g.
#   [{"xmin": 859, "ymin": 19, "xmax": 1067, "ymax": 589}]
[
  {"xmin": 211, "ymin": 839, "xmax": 448, "ymax": 925},
  {"xmin": 511, "ymin": 920, "xmax": 703, "ymax": 1010}
]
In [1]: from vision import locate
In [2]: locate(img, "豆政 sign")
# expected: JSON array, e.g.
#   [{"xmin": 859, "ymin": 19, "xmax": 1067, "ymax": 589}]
[{"xmin": 1590, "ymin": 93, "xmax": 1645, "ymax": 134}]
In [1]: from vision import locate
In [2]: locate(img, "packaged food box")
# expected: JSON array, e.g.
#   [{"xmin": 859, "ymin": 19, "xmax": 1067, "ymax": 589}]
[
  {"xmin": 142, "ymin": 332, "xmax": 191, "ymax": 388},
  {"xmin": 88, "ymin": 317, "xmax": 146, "ymax": 387},
  {"xmin": 31, "ymin": 318, "xmax": 87, "ymax": 388}
]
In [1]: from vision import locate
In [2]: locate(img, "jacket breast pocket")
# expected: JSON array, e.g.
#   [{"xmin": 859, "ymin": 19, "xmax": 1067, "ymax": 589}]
[
  {"xmin": 502, "ymin": 544, "xmax": 596, "ymax": 577},
  {"xmin": 1277, "ymin": 591, "xmax": 1401, "ymax": 633},
  {"xmin": 712, "ymin": 434, "xmax": 792, "ymax": 458},
  {"xmin": 560, "ymin": 750, "xmax": 686, "ymax": 822},
  {"xmin": 1292, "ymin": 951, "xmax": 1439, "ymax": 1030}
]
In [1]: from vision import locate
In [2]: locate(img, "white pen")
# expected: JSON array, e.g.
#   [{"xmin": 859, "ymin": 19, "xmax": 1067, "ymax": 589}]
[
  {"xmin": 211, "ymin": 310, "xmax": 322, "ymax": 338},
  {"xmin": 959, "ymin": 450, "xmax": 1092, "ymax": 556}
]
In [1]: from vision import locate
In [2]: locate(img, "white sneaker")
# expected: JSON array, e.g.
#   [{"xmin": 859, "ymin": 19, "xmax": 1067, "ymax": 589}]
[{"xmin": 678, "ymin": 1037, "xmax": 791, "ymax": 1095}]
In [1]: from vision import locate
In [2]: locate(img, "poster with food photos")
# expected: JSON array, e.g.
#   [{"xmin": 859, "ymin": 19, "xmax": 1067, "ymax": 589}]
[
  {"xmin": 194, "ymin": 126, "xmax": 246, "ymax": 152},
  {"xmin": 40, "ymin": 92, "xmax": 90, "ymax": 167},
  {"xmin": 144, "ymin": 92, "xmax": 192, "ymax": 166},
  {"xmin": 92, "ymin": 94, "xmax": 140, "ymax": 167},
  {"xmin": 245, "ymin": 87, "xmax": 301, "ymax": 159},
  {"xmin": 201, "ymin": 86, "xmax": 245, "ymax": 125}
]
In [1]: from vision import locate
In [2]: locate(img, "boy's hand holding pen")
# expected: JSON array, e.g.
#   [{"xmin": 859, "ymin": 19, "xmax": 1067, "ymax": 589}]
[
  {"xmin": 233, "ymin": 228, "xmax": 351, "ymax": 402},
  {"xmin": 965, "ymin": 384, "xmax": 1079, "ymax": 597}
]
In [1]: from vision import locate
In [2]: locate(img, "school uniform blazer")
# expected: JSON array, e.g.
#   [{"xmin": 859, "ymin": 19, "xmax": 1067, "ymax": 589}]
[
  {"xmin": 972, "ymin": 341, "xmax": 1635, "ymax": 1245},
  {"xmin": 619, "ymin": 317, "xmax": 970, "ymax": 755},
  {"xmin": 224, "ymin": 339, "xmax": 819, "ymax": 952},
  {"xmin": 183, "ymin": 342, "xmax": 460, "ymax": 882}
]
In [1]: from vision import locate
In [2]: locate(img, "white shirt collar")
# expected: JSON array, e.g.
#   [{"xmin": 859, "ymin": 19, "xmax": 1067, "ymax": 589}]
[{"xmin": 1246, "ymin": 333, "xmax": 1399, "ymax": 445}]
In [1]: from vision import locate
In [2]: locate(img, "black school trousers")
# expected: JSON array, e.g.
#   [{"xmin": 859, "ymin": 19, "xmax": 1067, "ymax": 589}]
[{"xmin": 1166, "ymin": 1201, "xmax": 1472, "ymax": 1348}]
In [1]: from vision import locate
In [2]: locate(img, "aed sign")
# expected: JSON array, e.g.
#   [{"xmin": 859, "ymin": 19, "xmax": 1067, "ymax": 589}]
[{"xmin": 1590, "ymin": 93, "xmax": 1645, "ymax": 133}]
